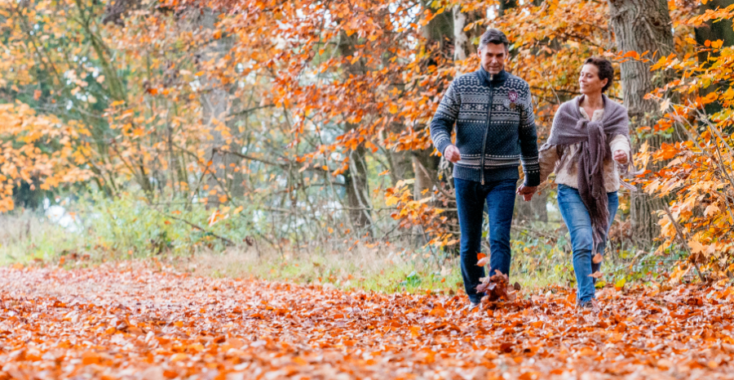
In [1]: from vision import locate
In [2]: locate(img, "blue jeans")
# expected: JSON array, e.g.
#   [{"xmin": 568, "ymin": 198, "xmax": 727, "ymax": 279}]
[
  {"xmin": 455, "ymin": 178, "xmax": 517, "ymax": 303},
  {"xmin": 557, "ymin": 184, "xmax": 618, "ymax": 304}
]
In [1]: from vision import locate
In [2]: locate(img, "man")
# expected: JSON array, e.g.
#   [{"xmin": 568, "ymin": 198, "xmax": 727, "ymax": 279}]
[{"xmin": 430, "ymin": 29, "xmax": 540, "ymax": 309}]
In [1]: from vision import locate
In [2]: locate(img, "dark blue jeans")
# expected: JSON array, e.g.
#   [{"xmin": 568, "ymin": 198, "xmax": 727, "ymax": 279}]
[
  {"xmin": 557, "ymin": 184, "xmax": 618, "ymax": 305},
  {"xmin": 455, "ymin": 178, "xmax": 517, "ymax": 303}
]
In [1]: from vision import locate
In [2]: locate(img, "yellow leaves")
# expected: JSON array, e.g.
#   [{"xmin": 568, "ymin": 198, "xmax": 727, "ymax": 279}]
[{"xmin": 389, "ymin": 104, "xmax": 398, "ymax": 114}]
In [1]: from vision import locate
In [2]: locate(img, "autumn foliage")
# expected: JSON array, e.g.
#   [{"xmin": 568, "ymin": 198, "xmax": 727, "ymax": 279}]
[
  {"xmin": 3, "ymin": 264, "xmax": 734, "ymax": 378},
  {"xmin": 0, "ymin": 0, "xmax": 732, "ymax": 278}
]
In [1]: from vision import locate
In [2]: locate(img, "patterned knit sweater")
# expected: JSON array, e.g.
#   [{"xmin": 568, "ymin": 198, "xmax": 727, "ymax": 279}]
[{"xmin": 430, "ymin": 68, "xmax": 540, "ymax": 186}]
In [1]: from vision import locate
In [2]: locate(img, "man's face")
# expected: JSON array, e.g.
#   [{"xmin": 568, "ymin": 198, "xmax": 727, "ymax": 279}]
[{"xmin": 479, "ymin": 43, "xmax": 507, "ymax": 75}]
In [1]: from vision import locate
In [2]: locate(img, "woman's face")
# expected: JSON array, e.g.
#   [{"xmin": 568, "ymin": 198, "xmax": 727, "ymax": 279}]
[{"xmin": 578, "ymin": 64, "xmax": 608, "ymax": 96}]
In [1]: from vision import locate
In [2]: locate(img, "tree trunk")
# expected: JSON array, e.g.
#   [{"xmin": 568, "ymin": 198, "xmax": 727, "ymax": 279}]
[
  {"xmin": 413, "ymin": 0, "xmax": 454, "ymax": 201},
  {"xmin": 452, "ymin": 6, "xmax": 483, "ymax": 62},
  {"xmin": 180, "ymin": 9, "xmax": 231, "ymax": 207},
  {"xmin": 338, "ymin": 32, "xmax": 374, "ymax": 234},
  {"xmin": 695, "ymin": 0, "xmax": 734, "ymax": 115},
  {"xmin": 607, "ymin": 0, "xmax": 674, "ymax": 120},
  {"xmin": 344, "ymin": 145, "xmax": 373, "ymax": 232},
  {"xmin": 607, "ymin": 0, "xmax": 675, "ymax": 245}
]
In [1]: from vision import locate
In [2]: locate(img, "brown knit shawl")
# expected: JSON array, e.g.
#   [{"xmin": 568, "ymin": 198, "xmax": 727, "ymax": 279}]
[{"xmin": 540, "ymin": 95, "xmax": 630, "ymax": 252}]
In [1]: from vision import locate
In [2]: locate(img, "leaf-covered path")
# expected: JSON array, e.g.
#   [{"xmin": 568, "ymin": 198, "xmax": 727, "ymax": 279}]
[{"xmin": 1, "ymin": 264, "xmax": 733, "ymax": 379}]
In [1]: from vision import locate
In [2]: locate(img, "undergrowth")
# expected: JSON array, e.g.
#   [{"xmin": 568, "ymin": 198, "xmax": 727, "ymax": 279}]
[{"xmin": 0, "ymin": 192, "xmax": 681, "ymax": 295}]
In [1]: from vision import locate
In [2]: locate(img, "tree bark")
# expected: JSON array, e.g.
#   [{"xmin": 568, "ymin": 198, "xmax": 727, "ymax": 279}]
[
  {"xmin": 607, "ymin": 0, "xmax": 675, "ymax": 245},
  {"xmin": 194, "ymin": 9, "xmax": 228, "ymax": 206},
  {"xmin": 341, "ymin": 146, "xmax": 373, "ymax": 232},
  {"xmin": 338, "ymin": 32, "xmax": 374, "ymax": 234},
  {"xmin": 413, "ymin": 1, "xmax": 454, "ymax": 201},
  {"xmin": 607, "ymin": 0, "xmax": 674, "ymax": 120},
  {"xmin": 452, "ymin": 6, "xmax": 483, "ymax": 62}
]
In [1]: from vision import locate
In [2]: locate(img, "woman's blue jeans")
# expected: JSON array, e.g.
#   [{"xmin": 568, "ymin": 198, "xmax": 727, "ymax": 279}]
[
  {"xmin": 557, "ymin": 184, "xmax": 618, "ymax": 305},
  {"xmin": 455, "ymin": 178, "xmax": 517, "ymax": 304}
]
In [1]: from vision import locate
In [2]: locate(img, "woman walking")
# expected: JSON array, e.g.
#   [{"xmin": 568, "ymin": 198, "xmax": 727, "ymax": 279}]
[{"xmin": 533, "ymin": 57, "xmax": 631, "ymax": 309}]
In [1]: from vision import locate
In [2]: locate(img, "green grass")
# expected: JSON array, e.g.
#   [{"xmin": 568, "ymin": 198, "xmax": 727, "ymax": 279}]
[
  {"xmin": 177, "ymin": 246, "xmax": 467, "ymax": 294},
  {"xmin": 0, "ymin": 210, "xmax": 87, "ymax": 266},
  {"xmin": 0, "ymin": 194, "xmax": 679, "ymax": 296}
]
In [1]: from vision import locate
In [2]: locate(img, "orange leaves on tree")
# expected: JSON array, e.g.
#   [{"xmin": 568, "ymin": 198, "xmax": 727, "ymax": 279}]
[{"xmin": 0, "ymin": 103, "xmax": 92, "ymax": 212}]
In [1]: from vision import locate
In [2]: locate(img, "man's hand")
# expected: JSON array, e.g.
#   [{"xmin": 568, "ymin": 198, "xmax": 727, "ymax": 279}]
[
  {"xmin": 444, "ymin": 145, "xmax": 461, "ymax": 163},
  {"xmin": 613, "ymin": 150, "xmax": 628, "ymax": 164},
  {"xmin": 516, "ymin": 184, "xmax": 538, "ymax": 201}
]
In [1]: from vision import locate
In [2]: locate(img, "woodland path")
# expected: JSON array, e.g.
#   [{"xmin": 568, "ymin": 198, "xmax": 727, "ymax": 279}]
[{"xmin": 0, "ymin": 263, "xmax": 732, "ymax": 379}]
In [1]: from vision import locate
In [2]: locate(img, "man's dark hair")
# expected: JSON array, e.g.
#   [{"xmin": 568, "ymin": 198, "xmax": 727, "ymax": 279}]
[
  {"xmin": 478, "ymin": 29, "xmax": 510, "ymax": 51},
  {"xmin": 583, "ymin": 57, "xmax": 614, "ymax": 93}
]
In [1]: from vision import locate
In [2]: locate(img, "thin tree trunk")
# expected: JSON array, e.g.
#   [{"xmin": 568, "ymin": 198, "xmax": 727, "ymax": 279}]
[
  {"xmin": 194, "ymin": 9, "xmax": 230, "ymax": 207},
  {"xmin": 344, "ymin": 146, "xmax": 373, "ymax": 232},
  {"xmin": 338, "ymin": 32, "xmax": 374, "ymax": 234}
]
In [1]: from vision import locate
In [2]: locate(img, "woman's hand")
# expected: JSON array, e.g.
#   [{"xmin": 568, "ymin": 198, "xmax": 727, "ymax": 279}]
[{"xmin": 613, "ymin": 150, "xmax": 628, "ymax": 164}]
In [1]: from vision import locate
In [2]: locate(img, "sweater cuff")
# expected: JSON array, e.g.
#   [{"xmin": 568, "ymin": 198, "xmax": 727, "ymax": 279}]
[
  {"xmin": 524, "ymin": 170, "xmax": 541, "ymax": 187},
  {"xmin": 609, "ymin": 135, "xmax": 630, "ymax": 155},
  {"xmin": 435, "ymin": 137, "xmax": 452, "ymax": 157}
]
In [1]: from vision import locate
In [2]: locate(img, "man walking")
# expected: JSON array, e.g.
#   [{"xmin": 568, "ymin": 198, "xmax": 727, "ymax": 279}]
[{"xmin": 430, "ymin": 29, "xmax": 540, "ymax": 308}]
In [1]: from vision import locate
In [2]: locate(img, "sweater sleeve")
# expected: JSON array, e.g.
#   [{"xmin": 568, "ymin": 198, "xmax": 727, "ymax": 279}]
[
  {"xmin": 518, "ymin": 83, "xmax": 541, "ymax": 186},
  {"xmin": 538, "ymin": 145, "xmax": 558, "ymax": 185},
  {"xmin": 609, "ymin": 134, "xmax": 631, "ymax": 160},
  {"xmin": 430, "ymin": 80, "xmax": 460, "ymax": 156}
]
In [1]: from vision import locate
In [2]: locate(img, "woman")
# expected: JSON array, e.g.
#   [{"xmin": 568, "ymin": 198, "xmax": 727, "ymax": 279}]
[{"xmin": 538, "ymin": 57, "xmax": 631, "ymax": 309}]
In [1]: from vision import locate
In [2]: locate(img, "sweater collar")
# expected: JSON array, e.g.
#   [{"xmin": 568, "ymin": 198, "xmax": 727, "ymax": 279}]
[
  {"xmin": 575, "ymin": 94, "xmax": 610, "ymax": 122},
  {"xmin": 477, "ymin": 67, "xmax": 508, "ymax": 86}
]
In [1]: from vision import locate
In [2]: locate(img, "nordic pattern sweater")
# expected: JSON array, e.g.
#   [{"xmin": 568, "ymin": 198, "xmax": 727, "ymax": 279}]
[{"xmin": 430, "ymin": 68, "xmax": 540, "ymax": 186}]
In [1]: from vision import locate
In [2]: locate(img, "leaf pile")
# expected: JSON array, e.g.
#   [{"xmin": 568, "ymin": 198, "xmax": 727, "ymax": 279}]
[{"xmin": 1, "ymin": 264, "xmax": 734, "ymax": 379}]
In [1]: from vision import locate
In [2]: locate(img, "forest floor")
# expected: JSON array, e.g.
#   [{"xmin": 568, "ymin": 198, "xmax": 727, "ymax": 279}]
[{"xmin": 0, "ymin": 262, "xmax": 733, "ymax": 379}]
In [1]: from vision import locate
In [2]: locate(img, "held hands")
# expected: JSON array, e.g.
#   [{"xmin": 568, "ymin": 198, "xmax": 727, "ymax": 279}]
[
  {"xmin": 613, "ymin": 150, "xmax": 628, "ymax": 165},
  {"xmin": 444, "ymin": 145, "xmax": 461, "ymax": 163},
  {"xmin": 516, "ymin": 184, "xmax": 538, "ymax": 202}
]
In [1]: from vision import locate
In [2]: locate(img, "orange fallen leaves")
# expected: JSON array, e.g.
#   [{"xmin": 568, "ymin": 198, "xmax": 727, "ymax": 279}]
[{"xmin": 1, "ymin": 264, "xmax": 734, "ymax": 378}]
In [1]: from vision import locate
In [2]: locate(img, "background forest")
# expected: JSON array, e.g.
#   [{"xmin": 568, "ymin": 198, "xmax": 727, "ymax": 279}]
[{"xmin": 1, "ymin": 0, "xmax": 733, "ymax": 289}]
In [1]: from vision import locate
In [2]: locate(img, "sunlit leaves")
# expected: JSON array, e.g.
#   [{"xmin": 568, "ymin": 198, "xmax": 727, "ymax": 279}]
[{"xmin": 3, "ymin": 264, "xmax": 734, "ymax": 378}]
